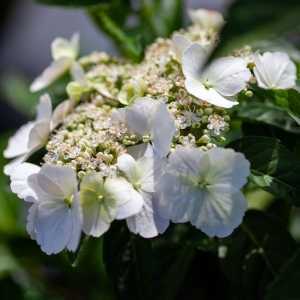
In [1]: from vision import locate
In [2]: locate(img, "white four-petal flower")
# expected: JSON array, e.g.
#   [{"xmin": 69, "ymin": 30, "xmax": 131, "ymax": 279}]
[
  {"xmin": 26, "ymin": 164, "xmax": 82, "ymax": 255},
  {"xmin": 117, "ymin": 151, "xmax": 169, "ymax": 238},
  {"xmin": 30, "ymin": 33, "xmax": 80, "ymax": 92},
  {"xmin": 80, "ymin": 172, "xmax": 143, "ymax": 237},
  {"xmin": 112, "ymin": 97, "xmax": 176, "ymax": 158},
  {"xmin": 157, "ymin": 147, "xmax": 250, "ymax": 238},
  {"xmin": 253, "ymin": 51, "xmax": 297, "ymax": 90},
  {"xmin": 182, "ymin": 44, "xmax": 251, "ymax": 108}
]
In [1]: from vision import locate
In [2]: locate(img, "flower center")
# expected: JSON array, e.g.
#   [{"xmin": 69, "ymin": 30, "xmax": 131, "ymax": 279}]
[
  {"xmin": 203, "ymin": 79, "xmax": 213, "ymax": 89},
  {"xmin": 64, "ymin": 194, "xmax": 74, "ymax": 208}
]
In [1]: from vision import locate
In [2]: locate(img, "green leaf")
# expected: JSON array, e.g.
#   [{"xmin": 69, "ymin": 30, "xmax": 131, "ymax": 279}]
[
  {"xmin": 230, "ymin": 136, "xmax": 300, "ymax": 205},
  {"xmin": 35, "ymin": 0, "xmax": 107, "ymax": 7},
  {"xmin": 236, "ymin": 101, "xmax": 300, "ymax": 133},
  {"xmin": 141, "ymin": 0, "xmax": 183, "ymax": 38},
  {"xmin": 265, "ymin": 249, "xmax": 300, "ymax": 300},
  {"xmin": 1, "ymin": 75, "xmax": 40, "ymax": 117},
  {"xmin": 211, "ymin": 0, "xmax": 300, "ymax": 58},
  {"xmin": 221, "ymin": 210, "xmax": 297, "ymax": 300}
]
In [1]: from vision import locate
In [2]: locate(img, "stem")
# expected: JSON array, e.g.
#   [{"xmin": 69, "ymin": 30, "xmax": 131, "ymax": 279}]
[{"xmin": 241, "ymin": 223, "xmax": 276, "ymax": 277}]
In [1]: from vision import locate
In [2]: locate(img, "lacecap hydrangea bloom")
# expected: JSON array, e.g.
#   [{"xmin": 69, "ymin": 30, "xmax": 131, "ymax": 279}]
[{"xmin": 4, "ymin": 8, "xmax": 297, "ymax": 255}]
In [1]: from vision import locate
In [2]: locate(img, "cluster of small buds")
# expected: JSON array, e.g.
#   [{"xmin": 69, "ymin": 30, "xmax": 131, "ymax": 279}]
[{"xmin": 44, "ymin": 101, "xmax": 127, "ymax": 177}]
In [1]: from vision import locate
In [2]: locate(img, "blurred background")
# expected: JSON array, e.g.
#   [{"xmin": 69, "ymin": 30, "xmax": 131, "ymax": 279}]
[{"xmin": 1, "ymin": 1, "xmax": 300, "ymax": 299}]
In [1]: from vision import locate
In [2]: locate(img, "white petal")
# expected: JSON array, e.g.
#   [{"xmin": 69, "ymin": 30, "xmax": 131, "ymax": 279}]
[
  {"xmin": 191, "ymin": 187, "xmax": 247, "ymax": 237},
  {"xmin": 70, "ymin": 62, "xmax": 87, "ymax": 85},
  {"xmin": 172, "ymin": 33, "xmax": 192, "ymax": 61},
  {"xmin": 105, "ymin": 177, "xmax": 143, "ymax": 219},
  {"xmin": 151, "ymin": 102, "xmax": 176, "ymax": 158},
  {"xmin": 51, "ymin": 100, "xmax": 74, "ymax": 130},
  {"xmin": 185, "ymin": 77, "xmax": 238, "ymax": 108},
  {"xmin": 117, "ymin": 154, "xmax": 139, "ymax": 183},
  {"xmin": 37, "ymin": 94, "xmax": 52, "ymax": 121},
  {"xmin": 80, "ymin": 173, "xmax": 116, "ymax": 237},
  {"xmin": 51, "ymin": 33, "xmax": 79, "ymax": 61},
  {"xmin": 4, "ymin": 154, "xmax": 29, "ymax": 176},
  {"xmin": 66, "ymin": 193, "xmax": 82, "ymax": 252},
  {"xmin": 34, "ymin": 196, "xmax": 82, "ymax": 255},
  {"xmin": 10, "ymin": 163, "xmax": 40, "ymax": 201},
  {"xmin": 28, "ymin": 120, "xmax": 50, "ymax": 151},
  {"xmin": 4, "ymin": 122, "xmax": 34, "ymax": 158},
  {"xmin": 205, "ymin": 148, "xmax": 250, "ymax": 189},
  {"xmin": 188, "ymin": 9, "xmax": 224, "ymax": 29},
  {"xmin": 182, "ymin": 43, "xmax": 207, "ymax": 80},
  {"xmin": 204, "ymin": 57, "xmax": 251, "ymax": 96},
  {"xmin": 30, "ymin": 58, "xmax": 73, "ymax": 92},
  {"xmin": 125, "ymin": 97, "xmax": 156, "ymax": 136},
  {"xmin": 254, "ymin": 52, "xmax": 296, "ymax": 89},
  {"xmin": 29, "ymin": 164, "xmax": 77, "ymax": 201},
  {"xmin": 157, "ymin": 147, "xmax": 208, "ymax": 222},
  {"xmin": 127, "ymin": 192, "xmax": 169, "ymax": 238},
  {"xmin": 27, "ymin": 203, "xmax": 39, "ymax": 239}
]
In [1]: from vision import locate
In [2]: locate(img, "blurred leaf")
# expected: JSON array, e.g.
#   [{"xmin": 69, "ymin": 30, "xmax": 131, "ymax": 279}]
[
  {"xmin": 230, "ymin": 136, "xmax": 300, "ymax": 205},
  {"xmin": 0, "ymin": 244, "xmax": 20, "ymax": 279},
  {"xmin": 35, "ymin": 0, "xmax": 108, "ymax": 7},
  {"xmin": 0, "ymin": 134, "xmax": 25, "ymax": 236},
  {"xmin": 141, "ymin": 0, "xmax": 183, "ymax": 37},
  {"xmin": 265, "ymin": 249, "xmax": 300, "ymax": 300},
  {"xmin": 212, "ymin": 0, "xmax": 300, "ymax": 58},
  {"xmin": 89, "ymin": 0, "xmax": 183, "ymax": 61},
  {"xmin": 221, "ymin": 210, "xmax": 297, "ymax": 300},
  {"xmin": 1, "ymin": 75, "xmax": 40, "ymax": 117}
]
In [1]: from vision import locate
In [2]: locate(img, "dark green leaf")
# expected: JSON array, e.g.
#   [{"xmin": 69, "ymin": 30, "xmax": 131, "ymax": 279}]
[
  {"xmin": 221, "ymin": 210, "xmax": 297, "ymax": 300},
  {"xmin": 35, "ymin": 0, "xmax": 107, "ymax": 7},
  {"xmin": 211, "ymin": 0, "xmax": 300, "ymax": 58},
  {"xmin": 230, "ymin": 136, "xmax": 300, "ymax": 205},
  {"xmin": 265, "ymin": 249, "xmax": 300, "ymax": 300},
  {"xmin": 236, "ymin": 101, "xmax": 300, "ymax": 133}
]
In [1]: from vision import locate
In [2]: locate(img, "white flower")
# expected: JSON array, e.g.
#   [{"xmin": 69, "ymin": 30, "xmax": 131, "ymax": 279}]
[
  {"xmin": 188, "ymin": 9, "xmax": 224, "ymax": 30},
  {"xmin": 26, "ymin": 164, "xmax": 82, "ymax": 255},
  {"xmin": 253, "ymin": 52, "xmax": 297, "ymax": 90},
  {"xmin": 30, "ymin": 33, "xmax": 80, "ymax": 92},
  {"xmin": 80, "ymin": 172, "xmax": 143, "ymax": 237},
  {"xmin": 182, "ymin": 44, "xmax": 251, "ymax": 108},
  {"xmin": 157, "ymin": 147, "xmax": 250, "ymax": 238},
  {"xmin": 112, "ymin": 97, "xmax": 176, "ymax": 157},
  {"xmin": 117, "ymin": 151, "xmax": 169, "ymax": 238},
  {"xmin": 4, "ymin": 95, "xmax": 72, "ymax": 176}
]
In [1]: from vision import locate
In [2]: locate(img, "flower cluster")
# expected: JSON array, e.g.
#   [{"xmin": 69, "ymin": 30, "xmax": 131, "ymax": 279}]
[{"xmin": 4, "ymin": 9, "xmax": 298, "ymax": 255}]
